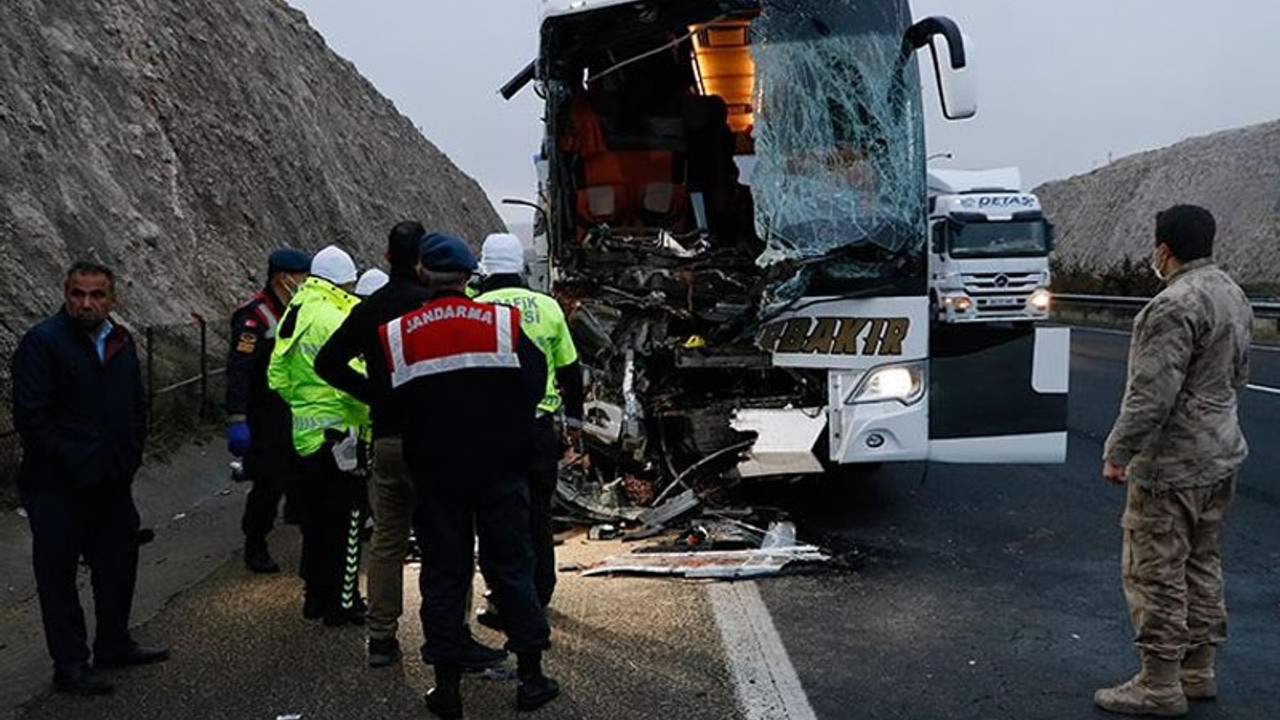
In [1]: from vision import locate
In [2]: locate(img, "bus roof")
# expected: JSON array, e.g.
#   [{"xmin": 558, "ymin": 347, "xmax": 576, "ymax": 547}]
[{"xmin": 540, "ymin": 0, "xmax": 641, "ymax": 23}]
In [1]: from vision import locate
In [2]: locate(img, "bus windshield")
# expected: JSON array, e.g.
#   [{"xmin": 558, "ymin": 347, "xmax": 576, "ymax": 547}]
[{"xmin": 750, "ymin": 0, "xmax": 925, "ymax": 278}]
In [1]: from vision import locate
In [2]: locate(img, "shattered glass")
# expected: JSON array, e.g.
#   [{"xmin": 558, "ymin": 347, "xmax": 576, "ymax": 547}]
[{"xmin": 749, "ymin": 0, "xmax": 925, "ymax": 275}]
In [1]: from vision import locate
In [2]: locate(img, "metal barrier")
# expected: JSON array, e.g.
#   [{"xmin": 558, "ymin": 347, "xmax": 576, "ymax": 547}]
[{"xmin": 1055, "ymin": 293, "xmax": 1280, "ymax": 318}]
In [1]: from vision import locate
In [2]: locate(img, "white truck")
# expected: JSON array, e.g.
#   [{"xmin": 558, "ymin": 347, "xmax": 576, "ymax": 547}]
[
  {"xmin": 928, "ymin": 167, "xmax": 1054, "ymax": 323},
  {"xmin": 501, "ymin": 0, "xmax": 1069, "ymax": 503}
]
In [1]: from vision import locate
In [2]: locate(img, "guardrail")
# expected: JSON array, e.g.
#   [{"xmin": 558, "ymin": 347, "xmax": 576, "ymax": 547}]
[{"xmin": 1055, "ymin": 294, "xmax": 1280, "ymax": 319}]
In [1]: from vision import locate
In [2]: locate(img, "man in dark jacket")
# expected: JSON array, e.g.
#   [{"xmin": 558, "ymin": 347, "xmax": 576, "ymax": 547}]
[
  {"xmin": 381, "ymin": 235, "xmax": 558, "ymax": 719},
  {"xmin": 315, "ymin": 221, "xmax": 504, "ymax": 669},
  {"xmin": 11, "ymin": 261, "xmax": 169, "ymax": 696},
  {"xmin": 226, "ymin": 247, "xmax": 311, "ymax": 573}
]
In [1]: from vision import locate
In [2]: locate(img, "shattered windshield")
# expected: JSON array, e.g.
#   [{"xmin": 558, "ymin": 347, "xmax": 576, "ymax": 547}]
[
  {"xmin": 750, "ymin": 0, "xmax": 924, "ymax": 276},
  {"xmin": 950, "ymin": 221, "xmax": 1050, "ymax": 259}
]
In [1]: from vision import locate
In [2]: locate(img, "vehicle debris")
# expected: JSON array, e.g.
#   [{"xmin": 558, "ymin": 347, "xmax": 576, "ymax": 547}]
[
  {"xmin": 581, "ymin": 518, "xmax": 828, "ymax": 580},
  {"xmin": 580, "ymin": 544, "xmax": 829, "ymax": 580}
]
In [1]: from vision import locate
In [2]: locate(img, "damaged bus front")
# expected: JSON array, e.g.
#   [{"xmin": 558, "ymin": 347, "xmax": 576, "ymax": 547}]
[{"xmin": 504, "ymin": 0, "xmax": 1068, "ymax": 502}]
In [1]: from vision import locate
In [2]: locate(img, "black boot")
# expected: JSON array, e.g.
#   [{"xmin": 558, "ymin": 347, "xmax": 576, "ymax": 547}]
[
  {"xmin": 426, "ymin": 664, "xmax": 463, "ymax": 719},
  {"xmin": 516, "ymin": 651, "xmax": 560, "ymax": 712},
  {"xmin": 244, "ymin": 538, "xmax": 280, "ymax": 574},
  {"xmin": 53, "ymin": 664, "xmax": 113, "ymax": 696}
]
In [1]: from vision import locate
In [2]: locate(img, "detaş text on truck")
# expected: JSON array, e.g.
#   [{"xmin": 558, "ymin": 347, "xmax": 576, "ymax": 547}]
[{"xmin": 502, "ymin": 0, "xmax": 1069, "ymax": 505}]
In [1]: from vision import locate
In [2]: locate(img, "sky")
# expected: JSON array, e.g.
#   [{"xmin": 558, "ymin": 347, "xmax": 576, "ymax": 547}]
[{"xmin": 287, "ymin": 0, "xmax": 1280, "ymax": 226}]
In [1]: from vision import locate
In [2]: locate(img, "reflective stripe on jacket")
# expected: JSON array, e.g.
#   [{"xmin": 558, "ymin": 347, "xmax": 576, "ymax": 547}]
[{"xmin": 267, "ymin": 276, "xmax": 368, "ymax": 456}]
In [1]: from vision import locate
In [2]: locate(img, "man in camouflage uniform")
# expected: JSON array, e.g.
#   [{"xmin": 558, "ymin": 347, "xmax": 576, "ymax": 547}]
[{"xmin": 1096, "ymin": 204, "xmax": 1253, "ymax": 717}]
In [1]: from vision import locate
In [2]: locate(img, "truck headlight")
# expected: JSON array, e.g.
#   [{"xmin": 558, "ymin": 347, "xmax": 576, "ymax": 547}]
[
  {"xmin": 1028, "ymin": 288, "xmax": 1052, "ymax": 313},
  {"xmin": 941, "ymin": 293, "xmax": 973, "ymax": 312},
  {"xmin": 846, "ymin": 362, "xmax": 926, "ymax": 405}
]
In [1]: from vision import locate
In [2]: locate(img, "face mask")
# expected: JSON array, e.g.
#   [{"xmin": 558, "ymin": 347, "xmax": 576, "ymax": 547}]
[
  {"xmin": 1150, "ymin": 249, "xmax": 1166, "ymax": 281},
  {"xmin": 281, "ymin": 276, "xmax": 302, "ymax": 298}
]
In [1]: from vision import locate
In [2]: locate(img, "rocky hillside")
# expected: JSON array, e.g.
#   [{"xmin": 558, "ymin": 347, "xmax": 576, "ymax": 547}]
[
  {"xmin": 1035, "ymin": 119, "xmax": 1280, "ymax": 285},
  {"xmin": 0, "ymin": 0, "xmax": 502, "ymax": 341}
]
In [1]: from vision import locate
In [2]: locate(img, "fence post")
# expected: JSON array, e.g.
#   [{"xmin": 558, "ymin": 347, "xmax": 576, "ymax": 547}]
[
  {"xmin": 145, "ymin": 325, "xmax": 155, "ymax": 433},
  {"xmin": 192, "ymin": 312, "xmax": 207, "ymax": 420}
]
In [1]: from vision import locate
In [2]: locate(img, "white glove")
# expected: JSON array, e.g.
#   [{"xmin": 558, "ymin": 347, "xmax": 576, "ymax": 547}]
[{"xmin": 332, "ymin": 430, "xmax": 359, "ymax": 472}]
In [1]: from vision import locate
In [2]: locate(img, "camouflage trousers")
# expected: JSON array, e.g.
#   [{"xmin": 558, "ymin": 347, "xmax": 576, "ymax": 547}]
[{"xmin": 1121, "ymin": 474, "xmax": 1236, "ymax": 660}]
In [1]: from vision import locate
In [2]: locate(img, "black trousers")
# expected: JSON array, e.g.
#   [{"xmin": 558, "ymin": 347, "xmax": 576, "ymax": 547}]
[
  {"xmin": 529, "ymin": 417, "xmax": 561, "ymax": 607},
  {"xmin": 21, "ymin": 481, "xmax": 140, "ymax": 669},
  {"xmin": 241, "ymin": 445, "xmax": 300, "ymax": 541},
  {"xmin": 296, "ymin": 449, "xmax": 365, "ymax": 611},
  {"xmin": 413, "ymin": 463, "xmax": 550, "ymax": 664}
]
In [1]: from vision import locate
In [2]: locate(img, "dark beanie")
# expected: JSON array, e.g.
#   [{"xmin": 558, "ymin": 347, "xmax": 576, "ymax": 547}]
[
  {"xmin": 387, "ymin": 220, "xmax": 426, "ymax": 273},
  {"xmin": 267, "ymin": 248, "xmax": 312, "ymax": 273},
  {"xmin": 1155, "ymin": 204, "xmax": 1215, "ymax": 262}
]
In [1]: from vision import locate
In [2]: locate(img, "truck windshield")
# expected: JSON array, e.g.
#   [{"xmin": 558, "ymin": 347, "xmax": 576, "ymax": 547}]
[
  {"xmin": 948, "ymin": 221, "xmax": 1050, "ymax": 259},
  {"xmin": 750, "ymin": 0, "xmax": 924, "ymax": 278}
]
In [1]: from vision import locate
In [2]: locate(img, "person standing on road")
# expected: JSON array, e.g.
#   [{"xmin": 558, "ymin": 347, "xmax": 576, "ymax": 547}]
[
  {"xmin": 315, "ymin": 222, "xmax": 506, "ymax": 670},
  {"xmin": 380, "ymin": 234, "xmax": 558, "ymax": 718},
  {"xmin": 226, "ymin": 247, "xmax": 312, "ymax": 574},
  {"xmin": 11, "ymin": 261, "xmax": 169, "ymax": 696},
  {"xmin": 474, "ymin": 232, "xmax": 584, "ymax": 618},
  {"xmin": 268, "ymin": 245, "xmax": 371, "ymax": 627},
  {"xmin": 1096, "ymin": 205, "xmax": 1253, "ymax": 717}
]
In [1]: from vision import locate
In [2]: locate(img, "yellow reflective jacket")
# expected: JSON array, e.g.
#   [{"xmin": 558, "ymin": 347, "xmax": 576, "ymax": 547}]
[{"xmin": 266, "ymin": 277, "xmax": 368, "ymax": 456}]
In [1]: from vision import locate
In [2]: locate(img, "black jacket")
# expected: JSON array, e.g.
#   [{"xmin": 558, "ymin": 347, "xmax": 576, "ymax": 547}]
[
  {"xmin": 385, "ymin": 290, "xmax": 547, "ymax": 477},
  {"xmin": 11, "ymin": 309, "xmax": 146, "ymax": 490},
  {"xmin": 224, "ymin": 288, "xmax": 293, "ymax": 456},
  {"xmin": 314, "ymin": 274, "xmax": 431, "ymax": 439}
]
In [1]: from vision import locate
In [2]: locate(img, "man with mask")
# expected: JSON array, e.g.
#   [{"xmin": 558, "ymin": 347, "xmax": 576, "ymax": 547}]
[
  {"xmin": 1095, "ymin": 205, "xmax": 1253, "ymax": 716},
  {"xmin": 226, "ymin": 247, "xmax": 312, "ymax": 573},
  {"xmin": 474, "ymin": 232, "xmax": 584, "ymax": 619},
  {"xmin": 268, "ymin": 245, "xmax": 371, "ymax": 626},
  {"xmin": 316, "ymin": 222, "xmax": 505, "ymax": 670},
  {"xmin": 13, "ymin": 261, "xmax": 168, "ymax": 695}
]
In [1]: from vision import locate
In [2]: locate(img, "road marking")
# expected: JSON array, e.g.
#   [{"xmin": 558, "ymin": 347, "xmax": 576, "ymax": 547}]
[
  {"xmin": 709, "ymin": 582, "xmax": 818, "ymax": 720},
  {"xmin": 1248, "ymin": 384, "xmax": 1280, "ymax": 396}
]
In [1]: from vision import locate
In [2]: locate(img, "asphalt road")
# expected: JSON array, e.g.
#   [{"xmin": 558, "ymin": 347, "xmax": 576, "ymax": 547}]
[
  {"xmin": 6, "ymin": 328, "xmax": 1277, "ymax": 719},
  {"xmin": 752, "ymin": 328, "xmax": 1280, "ymax": 719}
]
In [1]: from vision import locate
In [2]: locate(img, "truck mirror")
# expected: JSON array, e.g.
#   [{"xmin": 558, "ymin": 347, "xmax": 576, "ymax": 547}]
[
  {"xmin": 905, "ymin": 17, "xmax": 977, "ymax": 120},
  {"xmin": 930, "ymin": 223, "xmax": 944, "ymax": 255},
  {"xmin": 1045, "ymin": 221, "xmax": 1056, "ymax": 252}
]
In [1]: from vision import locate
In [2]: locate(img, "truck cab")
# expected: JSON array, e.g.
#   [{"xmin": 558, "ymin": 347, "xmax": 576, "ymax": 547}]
[{"xmin": 928, "ymin": 168, "xmax": 1053, "ymax": 323}]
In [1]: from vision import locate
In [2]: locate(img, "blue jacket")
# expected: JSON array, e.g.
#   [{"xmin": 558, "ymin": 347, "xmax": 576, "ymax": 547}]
[{"xmin": 11, "ymin": 309, "xmax": 147, "ymax": 490}]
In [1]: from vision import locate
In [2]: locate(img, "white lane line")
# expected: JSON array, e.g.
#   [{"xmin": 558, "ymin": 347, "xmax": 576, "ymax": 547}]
[
  {"xmin": 1248, "ymin": 384, "xmax": 1280, "ymax": 396},
  {"xmin": 709, "ymin": 582, "xmax": 818, "ymax": 720}
]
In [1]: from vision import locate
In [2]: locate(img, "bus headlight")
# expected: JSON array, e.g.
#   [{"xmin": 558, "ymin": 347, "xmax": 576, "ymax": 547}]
[
  {"xmin": 1028, "ymin": 288, "xmax": 1052, "ymax": 313},
  {"xmin": 846, "ymin": 362, "xmax": 926, "ymax": 406}
]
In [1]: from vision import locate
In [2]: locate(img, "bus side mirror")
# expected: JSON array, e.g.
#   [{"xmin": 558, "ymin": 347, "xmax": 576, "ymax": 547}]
[{"xmin": 905, "ymin": 17, "xmax": 977, "ymax": 120}]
